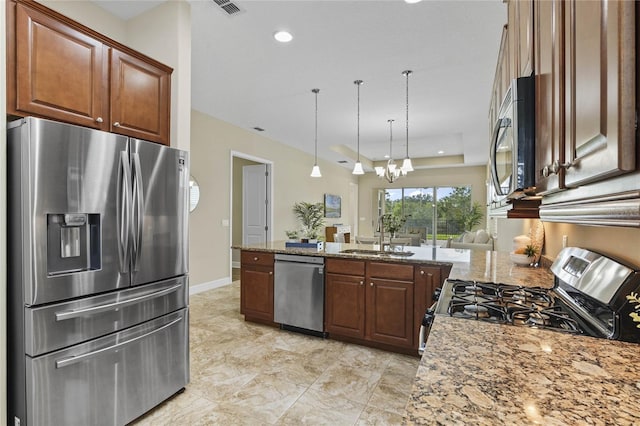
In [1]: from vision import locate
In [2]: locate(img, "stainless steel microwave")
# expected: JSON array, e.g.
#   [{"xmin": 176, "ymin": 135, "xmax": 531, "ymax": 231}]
[{"xmin": 490, "ymin": 76, "xmax": 535, "ymax": 199}]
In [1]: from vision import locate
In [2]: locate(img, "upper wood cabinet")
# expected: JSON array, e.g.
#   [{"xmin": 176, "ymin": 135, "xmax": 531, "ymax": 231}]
[
  {"xmin": 562, "ymin": 0, "xmax": 635, "ymax": 188},
  {"xmin": 534, "ymin": 0, "xmax": 565, "ymax": 195},
  {"xmin": 110, "ymin": 49, "xmax": 170, "ymax": 144},
  {"xmin": 7, "ymin": 0, "xmax": 172, "ymax": 145},
  {"xmin": 11, "ymin": 3, "xmax": 109, "ymax": 130},
  {"xmin": 508, "ymin": 0, "xmax": 534, "ymax": 78}
]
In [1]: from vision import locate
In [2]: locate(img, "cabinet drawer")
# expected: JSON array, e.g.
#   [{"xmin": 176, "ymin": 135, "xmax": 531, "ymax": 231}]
[
  {"xmin": 368, "ymin": 262, "xmax": 414, "ymax": 281},
  {"xmin": 241, "ymin": 251, "xmax": 274, "ymax": 267},
  {"xmin": 326, "ymin": 258, "xmax": 365, "ymax": 276}
]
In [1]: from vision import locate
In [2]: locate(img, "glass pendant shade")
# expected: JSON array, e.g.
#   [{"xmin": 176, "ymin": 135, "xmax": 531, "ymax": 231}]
[
  {"xmin": 374, "ymin": 166, "xmax": 385, "ymax": 176},
  {"xmin": 352, "ymin": 80, "xmax": 364, "ymax": 175},
  {"xmin": 401, "ymin": 157, "xmax": 414, "ymax": 173},
  {"xmin": 310, "ymin": 164, "xmax": 322, "ymax": 177},
  {"xmin": 352, "ymin": 161, "xmax": 364, "ymax": 175},
  {"xmin": 310, "ymin": 88, "xmax": 321, "ymax": 178}
]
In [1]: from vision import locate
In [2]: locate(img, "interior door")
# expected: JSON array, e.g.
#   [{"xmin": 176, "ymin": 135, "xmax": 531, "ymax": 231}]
[
  {"xmin": 129, "ymin": 139, "xmax": 188, "ymax": 286},
  {"xmin": 243, "ymin": 164, "xmax": 271, "ymax": 245}
]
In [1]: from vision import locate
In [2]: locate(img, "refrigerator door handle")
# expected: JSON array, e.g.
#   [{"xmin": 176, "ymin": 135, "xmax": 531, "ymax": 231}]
[
  {"xmin": 117, "ymin": 151, "xmax": 132, "ymax": 273},
  {"xmin": 55, "ymin": 317, "xmax": 182, "ymax": 369},
  {"xmin": 54, "ymin": 284, "xmax": 183, "ymax": 321},
  {"xmin": 131, "ymin": 152, "xmax": 144, "ymax": 272}
]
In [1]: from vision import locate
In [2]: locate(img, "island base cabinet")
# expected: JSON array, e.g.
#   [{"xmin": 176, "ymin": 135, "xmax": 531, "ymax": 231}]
[
  {"xmin": 240, "ymin": 251, "xmax": 274, "ymax": 324},
  {"xmin": 366, "ymin": 278, "xmax": 414, "ymax": 348},
  {"xmin": 324, "ymin": 273, "xmax": 365, "ymax": 339}
]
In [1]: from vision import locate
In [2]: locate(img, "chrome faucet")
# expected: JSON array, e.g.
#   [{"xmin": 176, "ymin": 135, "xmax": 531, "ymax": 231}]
[{"xmin": 378, "ymin": 215, "xmax": 389, "ymax": 252}]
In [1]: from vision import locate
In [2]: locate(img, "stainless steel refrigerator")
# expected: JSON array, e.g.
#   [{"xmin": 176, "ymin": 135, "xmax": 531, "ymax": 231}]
[{"xmin": 7, "ymin": 117, "xmax": 190, "ymax": 426}]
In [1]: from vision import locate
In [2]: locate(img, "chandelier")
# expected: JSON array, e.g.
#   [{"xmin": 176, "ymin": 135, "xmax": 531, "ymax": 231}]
[
  {"xmin": 375, "ymin": 119, "xmax": 403, "ymax": 183},
  {"xmin": 375, "ymin": 70, "xmax": 413, "ymax": 183}
]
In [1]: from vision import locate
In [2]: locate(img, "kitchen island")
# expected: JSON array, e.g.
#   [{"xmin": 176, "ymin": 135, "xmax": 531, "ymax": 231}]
[{"xmin": 403, "ymin": 253, "xmax": 640, "ymax": 425}]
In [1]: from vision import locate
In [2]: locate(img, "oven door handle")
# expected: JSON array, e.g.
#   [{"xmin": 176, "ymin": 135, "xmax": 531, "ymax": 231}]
[{"xmin": 55, "ymin": 317, "xmax": 182, "ymax": 369}]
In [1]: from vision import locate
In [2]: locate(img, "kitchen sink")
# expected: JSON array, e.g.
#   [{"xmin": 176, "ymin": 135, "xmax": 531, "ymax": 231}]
[{"xmin": 339, "ymin": 249, "xmax": 414, "ymax": 257}]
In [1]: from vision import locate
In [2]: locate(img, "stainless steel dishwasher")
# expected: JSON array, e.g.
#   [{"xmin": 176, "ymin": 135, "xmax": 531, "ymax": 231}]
[{"xmin": 274, "ymin": 253, "xmax": 325, "ymax": 335}]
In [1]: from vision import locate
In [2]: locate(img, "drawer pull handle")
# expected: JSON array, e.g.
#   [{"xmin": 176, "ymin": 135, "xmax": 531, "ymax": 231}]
[
  {"xmin": 370, "ymin": 282, "xmax": 374, "ymax": 287},
  {"xmin": 96, "ymin": 117, "xmax": 103, "ymax": 123},
  {"xmin": 254, "ymin": 257, "xmax": 258, "ymax": 261},
  {"xmin": 420, "ymin": 270, "xmax": 425, "ymax": 275},
  {"xmin": 114, "ymin": 121, "xmax": 121, "ymax": 127},
  {"xmin": 359, "ymin": 280, "xmax": 363, "ymax": 285},
  {"xmin": 269, "ymin": 271, "xmax": 273, "ymax": 275}
]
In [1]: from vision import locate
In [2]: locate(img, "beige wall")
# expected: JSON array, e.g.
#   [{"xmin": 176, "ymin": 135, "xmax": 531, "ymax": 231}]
[
  {"xmin": 190, "ymin": 110, "xmax": 359, "ymax": 286},
  {"xmin": 40, "ymin": 0, "xmax": 127, "ymax": 39},
  {"xmin": 356, "ymin": 165, "xmax": 487, "ymax": 236},
  {"xmin": 492, "ymin": 217, "xmax": 640, "ymax": 267}
]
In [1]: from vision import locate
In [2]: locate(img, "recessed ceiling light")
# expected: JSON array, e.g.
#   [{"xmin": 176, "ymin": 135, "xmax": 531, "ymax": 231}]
[
  {"xmin": 404, "ymin": 0, "xmax": 423, "ymax": 4},
  {"xmin": 274, "ymin": 31, "xmax": 293, "ymax": 43},
  {"xmin": 438, "ymin": 150, "xmax": 444, "ymax": 155},
  {"xmin": 384, "ymin": 155, "xmax": 390, "ymax": 159}
]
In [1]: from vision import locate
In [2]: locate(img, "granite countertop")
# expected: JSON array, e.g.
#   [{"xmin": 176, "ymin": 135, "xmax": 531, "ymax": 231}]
[
  {"xmin": 234, "ymin": 241, "xmax": 554, "ymax": 287},
  {"xmin": 404, "ymin": 316, "xmax": 640, "ymax": 425}
]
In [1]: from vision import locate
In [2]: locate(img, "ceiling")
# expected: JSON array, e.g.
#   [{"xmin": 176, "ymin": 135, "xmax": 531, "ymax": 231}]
[{"xmin": 92, "ymin": 0, "xmax": 507, "ymax": 171}]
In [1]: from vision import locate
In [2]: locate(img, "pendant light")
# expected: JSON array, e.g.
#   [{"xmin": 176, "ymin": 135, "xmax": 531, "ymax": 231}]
[
  {"xmin": 310, "ymin": 88, "xmax": 322, "ymax": 177},
  {"xmin": 383, "ymin": 119, "xmax": 402, "ymax": 183},
  {"xmin": 400, "ymin": 70, "xmax": 414, "ymax": 174},
  {"xmin": 352, "ymin": 80, "xmax": 365, "ymax": 175}
]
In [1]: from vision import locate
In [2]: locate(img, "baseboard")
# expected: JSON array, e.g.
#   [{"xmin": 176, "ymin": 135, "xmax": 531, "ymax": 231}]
[
  {"xmin": 232, "ymin": 261, "xmax": 240, "ymax": 269},
  {"xmin": 189, "ymin": 277, "xmax": 232, "ymax": 295}
]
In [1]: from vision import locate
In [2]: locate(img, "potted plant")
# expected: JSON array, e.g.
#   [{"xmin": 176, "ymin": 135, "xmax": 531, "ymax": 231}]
[
  {"xmin": 292, "ymin": 202, "xmax": 325, "ymax": 242},
  {"xmin": 285, "ymin": 230, "xmax": 299, "ymax": 242},
  {"xmin": 382, "ymin": 213, "xmax": 407, "ymax": 237}
]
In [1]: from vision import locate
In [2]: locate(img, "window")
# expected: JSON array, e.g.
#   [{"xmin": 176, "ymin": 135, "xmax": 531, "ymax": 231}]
[{"xmin": 381, "ymin": 186, "xmax": 476, "ymax": 245}]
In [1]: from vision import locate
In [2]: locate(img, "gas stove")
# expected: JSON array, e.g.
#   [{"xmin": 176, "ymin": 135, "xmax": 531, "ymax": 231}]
[{"xmin": 435, "ymin": 247, "xmax": 640, "ymax": 343}]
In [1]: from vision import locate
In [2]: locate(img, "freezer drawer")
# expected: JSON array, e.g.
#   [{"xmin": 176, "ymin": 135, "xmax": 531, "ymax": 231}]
[
  {"xmin": 24, "ymin": 276, "xmax": 188, "ymax": 356},
  {"xmin": 23, "ymin": 309, "xmax": 189, "ymax": 426}
]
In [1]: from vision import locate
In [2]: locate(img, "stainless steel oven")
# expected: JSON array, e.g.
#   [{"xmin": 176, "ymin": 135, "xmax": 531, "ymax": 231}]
[{"xmin": 433, "ymin": 247, "xmax": 640, "ymax": 343}]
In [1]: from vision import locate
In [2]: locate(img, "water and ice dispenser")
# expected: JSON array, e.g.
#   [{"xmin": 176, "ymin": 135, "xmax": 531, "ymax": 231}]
[{"xmin": 47, "ymin": 213, "xmax": 101, "ymax": 275}]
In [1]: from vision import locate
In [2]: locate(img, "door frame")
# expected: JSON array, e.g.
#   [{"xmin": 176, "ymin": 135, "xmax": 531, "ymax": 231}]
[{"xmin": 229, "ymin": 151, "xmax": 273, "ymax": 271}]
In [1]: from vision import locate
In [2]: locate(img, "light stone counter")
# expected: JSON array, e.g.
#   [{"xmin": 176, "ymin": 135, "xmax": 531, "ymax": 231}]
[{"xmin": 404, "ymin": 316, "xmax": 640, "ymax": 425}]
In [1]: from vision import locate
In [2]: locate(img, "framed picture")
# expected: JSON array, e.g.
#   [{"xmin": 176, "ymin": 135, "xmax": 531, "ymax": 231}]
[{"xmin": 324, "ymin": 194, "xmax": 341, "ymax": 218}]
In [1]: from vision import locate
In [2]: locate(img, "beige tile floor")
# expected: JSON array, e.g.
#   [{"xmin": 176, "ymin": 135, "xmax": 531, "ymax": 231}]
[{"xmin": 131, "ymin": 280, "xmax": 420, "ymax": 425}]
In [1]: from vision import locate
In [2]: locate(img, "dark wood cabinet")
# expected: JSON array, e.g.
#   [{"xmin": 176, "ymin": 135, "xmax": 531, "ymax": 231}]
[
  {"xmin": 325, "ymin": 272, "xmax": 365, "ymax": 339},
  {"xmin": 7, "ymin": 0, "xmax": 173, "ymax": 145},
  {"xmin": 532, "ymin": 0, "xmax": 638, "ymax": 226},
  {"xmin": 562, "ymin": 0, "xmax": 635, "ymax": 188},
  {"xmin": 507, "ymin": 0, "xmax": 534, "ymax": 79},
  {"xmin": 110, "ymin": 49, "xmax": 171, "ymax": 144},
  {"xmin": 414, "ymin": 265, "xmax": 451, "ymax": 351},
  {"xmin": 325, "ymin": 258, "xmax": 365, "ymax": 338},
  {"xmin": 366, "ymin": 277, "xmax": 413, "ymax": 348},
  {"xmin": 326, "ymin": 258, "xmax": 415, "ymax": 349},
  {"xmin": 12, "ymin": 3, "xmax": 108, "ymax": 130},
  {"xmin": 240, "ymin": 251, "xmax": 274, "ymax": 323},
  {"xmin": 534, "ymin": 0, "xmax": 565, "ymax": 195}
]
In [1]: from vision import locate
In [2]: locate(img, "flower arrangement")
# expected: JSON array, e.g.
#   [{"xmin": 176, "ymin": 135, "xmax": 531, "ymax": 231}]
[{"xmin": 626, "ymin": 292, "xmax": 640, "ymax": 328}]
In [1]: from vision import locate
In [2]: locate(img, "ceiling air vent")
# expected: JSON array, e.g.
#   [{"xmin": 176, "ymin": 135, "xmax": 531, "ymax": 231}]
[
  {"xmin": 252, "ymin": 127, "xmax": 265, "ymax": 132},
  {"xmin": 212, "ymin": 0, "xmax": 244, "ymax": 16},
  {"xmin": 337, "ymin": 160, "xmax": 349, "ymax": 164}
]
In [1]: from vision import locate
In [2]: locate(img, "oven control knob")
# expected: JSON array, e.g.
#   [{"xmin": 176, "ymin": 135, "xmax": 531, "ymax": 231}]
[
  {"xmin": 433, "ymin": 288, "xmax": 442, "ymax": 302},
  {"xmin": 422, "ymin": 309, "xmax": 436, "ymax": 326}
]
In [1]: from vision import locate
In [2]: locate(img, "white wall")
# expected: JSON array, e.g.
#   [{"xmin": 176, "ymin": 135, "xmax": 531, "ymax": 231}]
[{"xmin": 190, "ymin": 110, "xmax": 359, "ymax": 287}]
